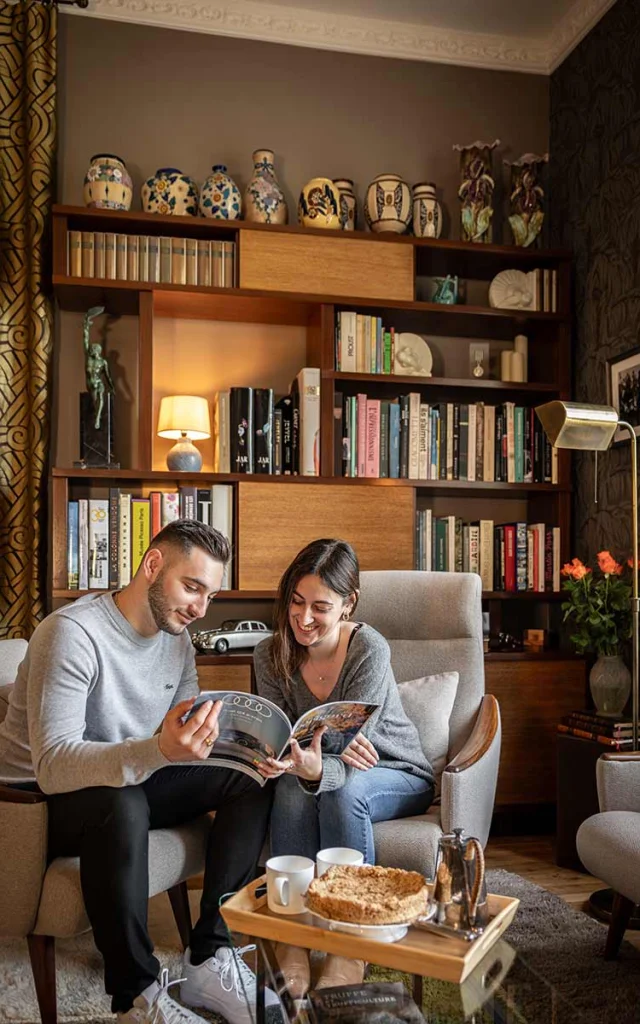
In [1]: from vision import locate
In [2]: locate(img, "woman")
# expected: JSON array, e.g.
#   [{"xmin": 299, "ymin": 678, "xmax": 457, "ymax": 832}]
[{"xmin": 253, "ymin": 538, "xmax": 434, "ymax": 996}]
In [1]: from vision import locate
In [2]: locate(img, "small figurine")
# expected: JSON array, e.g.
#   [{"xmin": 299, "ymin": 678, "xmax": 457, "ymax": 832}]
[
  {"xmin": 433, "ymin": 275, "xmax": 459, "ymax": 305},
  {"xmin": 82, "ymin": 305, "xmax": 113, "ymax": 430}
]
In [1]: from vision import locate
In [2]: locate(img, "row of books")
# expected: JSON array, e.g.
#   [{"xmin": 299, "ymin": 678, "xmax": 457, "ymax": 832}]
[
  {"xmin": 415, "ymin": 514, "xmax": 561, "ymax": 592},
  {"xmin": 335, "ymin": 311, "xmax": 398, "ymax": 374},
  {"xmin": 66, "ymin": 485, "xmax": 233, "ymax": 591},
  {"xmin": 214, "ymin": 369, "xmax": 320, "ymax": 476},
  {"xmin": 558, "ymin": 710, "xmax": 633, "ymax": 748},
  {"xmin": 66, "ymin": 230, "xmax": 236, "ymax": 287},
  {"xmin": 333, "ymin": 395, "xmax": 557, "ymax": 483},
  {"xmin": 528, "ymin": 267, "xmax": 559, "ymax": 313}
]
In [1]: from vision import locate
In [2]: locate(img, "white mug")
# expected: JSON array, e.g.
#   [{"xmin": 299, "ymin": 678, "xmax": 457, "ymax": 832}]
[
  {"xmin": 316, "ymin": 847, "xmax": 365, "ymax": 877},
  {"xmin": 266, "ymin": 855, "xmax": 315, "ymax": 915}
]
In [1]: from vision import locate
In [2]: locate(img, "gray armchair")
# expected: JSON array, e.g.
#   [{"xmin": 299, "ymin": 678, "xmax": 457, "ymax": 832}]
[
  {"xmin": 0, "ymin": 639, "xmax": 209, "ymax": 1024},
  {"xmin": 577, "ymin": 752, "xmax": 640, "ymax": 958},
  {"xmin": 359, "ymin": 571, "xmax": 501, "ymax": 878}
]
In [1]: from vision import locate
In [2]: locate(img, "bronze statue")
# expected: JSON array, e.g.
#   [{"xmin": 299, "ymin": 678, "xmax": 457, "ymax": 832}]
[{"xmin": 82, "ymin": 305, "xmax": 113, "ymax": 430}]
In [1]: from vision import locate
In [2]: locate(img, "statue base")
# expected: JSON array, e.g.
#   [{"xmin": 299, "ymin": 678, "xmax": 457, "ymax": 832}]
[{"xmin": 77, "ymin": 392, "xmax": 119, "ymax": 468}]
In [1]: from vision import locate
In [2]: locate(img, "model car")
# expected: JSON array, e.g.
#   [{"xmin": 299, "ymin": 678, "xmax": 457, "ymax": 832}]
[{"xmin": 191, "ymin": 619, "xmax": 273, "ymax": 654}]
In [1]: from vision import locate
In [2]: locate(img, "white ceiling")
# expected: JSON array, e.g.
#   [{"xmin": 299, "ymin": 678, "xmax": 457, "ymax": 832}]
[{"xmin": 65, "ymin": 0, "xmax": 618, "ymax": 74}]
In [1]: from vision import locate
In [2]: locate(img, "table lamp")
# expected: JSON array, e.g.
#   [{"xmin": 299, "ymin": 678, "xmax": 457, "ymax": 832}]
[{"xmin": 157, "ymin": 395, "xmax": 211, "ymax": 471}]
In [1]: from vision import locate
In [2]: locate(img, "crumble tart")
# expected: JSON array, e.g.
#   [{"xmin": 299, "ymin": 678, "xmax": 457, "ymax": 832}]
[{"xmin": 306, "ymin": 864, "xmax": 429, "ymax": 925}]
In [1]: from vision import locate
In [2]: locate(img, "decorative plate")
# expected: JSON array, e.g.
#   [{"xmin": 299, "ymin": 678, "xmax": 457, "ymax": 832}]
[
  {"xmin": 393, "ymin": 333, "xmax": 433, "ymax": 376},
  {"xmin": 488, "ymin": 269, "xmax": 536, "ymax": 310},
  {"xmin": 306, "ymin": 900, "xmax": 435, "ymax": 943}
]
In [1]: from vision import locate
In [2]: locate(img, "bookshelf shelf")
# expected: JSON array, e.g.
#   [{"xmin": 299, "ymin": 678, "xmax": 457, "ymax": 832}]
[{"xmin": 330, "ymin": 372, "xmax": 562, "ymax": 393}]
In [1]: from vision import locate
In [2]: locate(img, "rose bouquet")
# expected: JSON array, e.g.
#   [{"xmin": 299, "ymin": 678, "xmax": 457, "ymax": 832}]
[{"xmin": 561, "ymin": 551, "xmax": 632, "ymax": 657}]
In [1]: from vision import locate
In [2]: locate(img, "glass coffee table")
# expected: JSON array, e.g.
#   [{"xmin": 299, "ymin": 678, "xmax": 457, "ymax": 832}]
[{"xmin": 221, "ymin": 878, "xmax": 589, "ymax": 1024}]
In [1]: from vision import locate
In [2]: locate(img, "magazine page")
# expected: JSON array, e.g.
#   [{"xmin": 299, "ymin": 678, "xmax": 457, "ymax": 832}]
[
  {"xmin": 285, "ymin": 700, "xmax": 379, "ymax": 757},
  {"xmin": 185, "ymin": 691, "xmax": 293, "ymax": 779},
  {"xmin": 309, "ymin": 981, "xmax": 426, "ymax": 1024}
]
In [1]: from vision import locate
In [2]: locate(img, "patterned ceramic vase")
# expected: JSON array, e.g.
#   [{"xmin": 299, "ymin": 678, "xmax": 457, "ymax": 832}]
[
  {"xmin": 199, "ymin": 164, "xmax": 242, "ymax": 220},
  {"xmin": 589, "ymin": 655, "xmax": 632, "ymax": 717},
  {"xmin": 364, "ymin": 173, "xmax": 412, "ymax": 234},
  {"xmin": 412, "ymin": 183, "xmax": 443, "ymax": 238},
  {"xmin": 244, "ymin": 149, "xmax": 288, "ymax": 225},
  {"xmin": 141, "ymin": 168, "xmax": 199, "ymax": 216},
  {"xmin": 83, "ymin": 154, "xmax": 133, "ymax": 211},
  {"xmin": 298, "ymin": 177, "xmax": 341, "ymax": 229},
  {"xmin": 333, "ymin": 178, "xmax": 357, "ymax": 230}
]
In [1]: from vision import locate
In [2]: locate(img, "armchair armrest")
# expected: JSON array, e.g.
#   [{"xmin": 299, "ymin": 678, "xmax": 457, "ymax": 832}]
[
  {"xmin": 440, "ymin": 695, "xmax": 501, "ymax": 847},
  {"xmin": 597, "ymin": 752, "xmax": 640, "ymax": 813},
  {"xmin": 0, "ymin": 784, "xmax": 48, "ymax": 937}
]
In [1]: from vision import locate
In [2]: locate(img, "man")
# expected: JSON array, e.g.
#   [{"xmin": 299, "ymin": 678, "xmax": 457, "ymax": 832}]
[{"xmin": 0, "ymin": 520, "xmax": 278, "ymax": 1024}]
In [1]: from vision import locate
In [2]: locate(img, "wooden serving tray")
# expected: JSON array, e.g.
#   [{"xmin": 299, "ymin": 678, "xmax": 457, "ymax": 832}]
[{"xmin": 221, "ymin": 876, "xmax": 519, "ymax": 984}]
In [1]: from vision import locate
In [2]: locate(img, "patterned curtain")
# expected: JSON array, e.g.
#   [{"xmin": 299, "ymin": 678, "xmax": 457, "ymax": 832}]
[{"xmin": 0, "ymin": 1, "xmax": 56, "ymax": 637}]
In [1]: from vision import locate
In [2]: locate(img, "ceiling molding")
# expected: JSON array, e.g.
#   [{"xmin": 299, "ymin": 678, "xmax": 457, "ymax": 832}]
[{"xmin": 62, "ymin": 0, "xmax": 616, "ymax": 76}]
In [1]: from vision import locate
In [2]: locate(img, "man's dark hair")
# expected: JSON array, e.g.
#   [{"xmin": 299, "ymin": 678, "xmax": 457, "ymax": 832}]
[{"xmin": 150, "ymin": 519, "xmax": 230, "ymax": 566}]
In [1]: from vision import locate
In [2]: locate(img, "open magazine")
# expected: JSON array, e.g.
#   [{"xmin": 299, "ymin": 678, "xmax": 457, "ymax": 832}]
[{"xmin": 183, "ymin": 691, "xmax": 378, "ymax": 786}]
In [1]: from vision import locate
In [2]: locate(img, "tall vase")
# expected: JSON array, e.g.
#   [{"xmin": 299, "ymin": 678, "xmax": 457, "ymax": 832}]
[
  {"xmin": 333, "ymin": 178, "xmax": 356, "ymax": 230},
  {"xmin": 244, "ymin": 149, "xmax": 288, "ymax": 225},
  {"xmin": 364, "ymin": 173, "xmax": 412, "ymax": 234},
  {"xmin": 589, "ymin": 654, "xmax": 631, "ymax": 717},
  {"xmin": 453, "ymin": 139, "xmax": 500, "ymax": 243},
  {"xmin": 504, "ymin": 152, "xmax": 549, "ymax": 248}
]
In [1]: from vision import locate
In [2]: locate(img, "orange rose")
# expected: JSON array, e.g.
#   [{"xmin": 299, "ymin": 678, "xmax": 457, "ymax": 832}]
[
  {"xmin": 561, "ymin": 562, "xmax": 575, "ymax": 577},
  {"xmin": 561, "ymin": 558, "xmax": 591, "ymax": 580},
  {"xmin": 597, "ymin": 550, "xmax": 623, "ymax": 575},
  {"xmin": 628, "ymin": 558, "xmax": 640, "ymax": 570}
]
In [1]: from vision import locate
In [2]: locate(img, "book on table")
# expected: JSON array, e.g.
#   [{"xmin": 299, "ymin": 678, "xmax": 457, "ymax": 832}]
[{"xmin": 183, "ymin": 691, "xmax": 378, "ymax": 786}]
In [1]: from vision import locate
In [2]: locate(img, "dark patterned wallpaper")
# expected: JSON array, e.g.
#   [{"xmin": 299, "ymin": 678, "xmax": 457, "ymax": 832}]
[{"xmin": 550, "ymin": 0, "xmax": 640, "ymax": 566}]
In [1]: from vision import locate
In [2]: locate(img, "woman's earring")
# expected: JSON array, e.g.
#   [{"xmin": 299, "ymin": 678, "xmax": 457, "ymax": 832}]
[{"xmin": 342, "ymin": 609, "xmax": 351, "ymax": 621}]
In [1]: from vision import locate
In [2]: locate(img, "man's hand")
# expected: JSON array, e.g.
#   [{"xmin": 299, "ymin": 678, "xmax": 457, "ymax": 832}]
[
  {"xmin": 258, "ymin": 726, "xmax": 327, "ymax": 782},
  {"xmin": 340, "ymin": 732, "xmax": 379, "ymax": 771},
  {"xmin": 158, "ymin": 697, "xmax": 222, "ymax": 763}
]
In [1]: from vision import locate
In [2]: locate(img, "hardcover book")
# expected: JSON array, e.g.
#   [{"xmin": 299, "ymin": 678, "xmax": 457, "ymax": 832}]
[
  {"xmin": 254, "ymin": 388, "xmax": 274, "ymax": 474},
  {"xmin": 230, "ymin": 387, "xmax": 254, "ymax": 474}
]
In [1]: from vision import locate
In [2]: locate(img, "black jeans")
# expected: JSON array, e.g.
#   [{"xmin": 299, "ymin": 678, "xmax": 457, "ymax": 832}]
[{"xmin": 46, "ymin": 766, "xmax": 274, "ymax": 1012}]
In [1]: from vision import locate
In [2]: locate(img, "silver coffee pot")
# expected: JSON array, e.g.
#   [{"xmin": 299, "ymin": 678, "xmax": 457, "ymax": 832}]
[{"xmin": 434, "ymin": 827, "xmax": 489, "ymax": 933}]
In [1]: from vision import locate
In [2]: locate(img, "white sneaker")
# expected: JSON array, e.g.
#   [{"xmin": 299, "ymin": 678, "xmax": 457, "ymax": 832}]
[
  {"xmin": 117, "ymin": 968, "xmax": 209, "ymax": 1024},
  {"xmin": 181, "ymin": 945, "xmax": 279, "ymax": 1024}
]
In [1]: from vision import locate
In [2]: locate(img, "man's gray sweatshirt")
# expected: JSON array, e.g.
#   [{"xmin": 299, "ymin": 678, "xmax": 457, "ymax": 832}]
[{"xmin": 0, "ymin": 593, "xmax": 197, "ymax": 793}]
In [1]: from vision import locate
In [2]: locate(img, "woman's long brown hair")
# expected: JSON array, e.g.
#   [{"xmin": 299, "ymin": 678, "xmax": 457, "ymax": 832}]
[{"xmin": 270, "ymin": 538, "xmax": 360, "ymax": 690}]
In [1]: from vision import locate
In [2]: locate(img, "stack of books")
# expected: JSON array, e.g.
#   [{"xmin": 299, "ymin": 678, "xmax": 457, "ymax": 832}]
[
  {"xmin": 335, "ymin": 395, "xmax": 557, "ymax": 483},
  {"xmin": 214, "ymin": 369, "xmax": 320, "ymax": 477},
  {"xmin": 66, "ymin": 230, "xmax": 236, "ymax": 287},
  {"xmin": 414, "ymin": 513, "xmax": 561, "ymax": 592},
  {"xmin": 558, "ymin": 710, "xmax": 633, "ymax": 748},
  {"xmin": 67, "ymin": 483, "xmax": 233, "ymax": 592}
]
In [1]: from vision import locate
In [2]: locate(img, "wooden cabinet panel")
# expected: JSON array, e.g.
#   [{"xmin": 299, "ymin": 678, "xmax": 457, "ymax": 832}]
[
  {"xmin": 239, "ymin": 230, "xmax": 414, "ymax": 301},
  {"xmin": 196, "ymin": 664, "xmax": 252, "ymax": 693},
  {"xmin": 485, "ymin": 657, "xmax": 587, "ymax": 806},
  {"xmin": 237, "ymin": 483, "xmax": 414, "ymax": 590}
]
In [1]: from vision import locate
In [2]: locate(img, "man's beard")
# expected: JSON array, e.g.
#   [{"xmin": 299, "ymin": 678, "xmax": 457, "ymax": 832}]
[{"xmin": 148, "ymin": 572, "xmax": 184, "ymax": 635}]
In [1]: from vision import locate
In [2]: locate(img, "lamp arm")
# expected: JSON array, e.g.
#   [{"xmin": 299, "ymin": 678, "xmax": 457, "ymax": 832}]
[{"xmin": 617, "ymin": 422, "xmax": 639, "ymax": 750}]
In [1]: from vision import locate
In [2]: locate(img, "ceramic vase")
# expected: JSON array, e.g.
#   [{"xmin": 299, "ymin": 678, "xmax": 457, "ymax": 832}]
[
  {"xmin": 298, "ymin": 177, "xmax": 341, "ymax": 230},
  {"xmin": 199, "ymin": 164, "xmax": 242, "ymax": 220},
  {"xmin": 412, "ymin": 182, "xmax": 443, "ymax": 238},
  {"xmin": 141, "ymin": 168, "xmax": 199, "ymax": 216},
  {"xmin": 589, "ymin": 654, "xmax": 631, "ymax": 717},
  {"xmin": 453, "ymin": 139, "xmax": 500, "ymax": 243},
  {"xmin": 333, "ymin": 178, "xmax": 356, "ymax": 231},
  {"xmin": 244, "ymin": 149, "xmax": 288, "ymax": 225},
  {"xmin": 505, "ymin": 152, "xmax": 549, "ymax": 248},
  {"xmin": 83, "ymin": 154, "xmax": 133, "ymax": 211},
  {"xmin": 364, "ymin": 173, "xmax": 412, "ymax": 234}
]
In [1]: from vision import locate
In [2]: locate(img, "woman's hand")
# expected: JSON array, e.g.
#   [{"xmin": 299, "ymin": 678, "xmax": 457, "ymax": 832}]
[
  {"xmin": 257, "ymin": 726, "xmax": 327, "ymax": 782},
  {"xmin": 340, "ymin": 732, "xmax": 379, "ymax": 771}
]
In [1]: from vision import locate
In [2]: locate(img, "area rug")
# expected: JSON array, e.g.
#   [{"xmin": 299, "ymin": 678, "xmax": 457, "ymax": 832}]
[{"xmin": 2, "ymin": 870, "xmax": 640, "ymax": 1024}]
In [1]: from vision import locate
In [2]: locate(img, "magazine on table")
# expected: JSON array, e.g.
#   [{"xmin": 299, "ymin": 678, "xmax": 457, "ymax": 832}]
[
  {"xmin": 309, "ymin": 982, "xmax": 426, "ymax": 1024},
  {"xmin": 182, "ymin": 691, "xmax": 379, "ymax": 786}
]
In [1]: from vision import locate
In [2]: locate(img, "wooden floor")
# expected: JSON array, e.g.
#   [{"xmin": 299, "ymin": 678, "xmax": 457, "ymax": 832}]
[{"xmin": 150, "ymin": 836, "xmax": 638, "ymax": 951}]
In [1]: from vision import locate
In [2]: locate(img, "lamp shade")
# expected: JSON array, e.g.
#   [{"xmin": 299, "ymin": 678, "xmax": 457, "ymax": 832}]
[
  {"xmin": 157, "ymin": 395, "xmax": 211, "ymax": 440},
  {"xmin": 535, "ymin": 400, "xmax": 619, "ymax": 451}
]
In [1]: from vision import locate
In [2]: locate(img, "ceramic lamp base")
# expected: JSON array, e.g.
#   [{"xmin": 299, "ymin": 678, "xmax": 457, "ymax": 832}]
[{"xmin": 166, "ymin": 438, "xmax": 202, "ymax": 472}]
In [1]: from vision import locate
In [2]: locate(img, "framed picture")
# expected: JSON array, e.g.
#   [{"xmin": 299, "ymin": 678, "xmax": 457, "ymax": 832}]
[{"xmin": 607, "ymin": 346, "xmax": 640, "ymax": 443}]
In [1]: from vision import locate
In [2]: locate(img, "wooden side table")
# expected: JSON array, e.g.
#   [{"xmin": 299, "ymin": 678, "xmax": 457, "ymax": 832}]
[{"xmin": 556, "ymin": 732, "xmax": 603, "ymax": 870}]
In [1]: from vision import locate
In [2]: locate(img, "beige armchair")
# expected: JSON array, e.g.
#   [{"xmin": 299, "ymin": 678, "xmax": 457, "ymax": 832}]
[
  {"xmin": 0, "ymin": 639, "xmax": 209, "ymax": 1024},
  {"xmin": 359, "ymin": 571, "xmax": 501, "ymax": 878},
  {"xmin": 577, "ymin": 752, "xmax": 640, "ymax": 958}
]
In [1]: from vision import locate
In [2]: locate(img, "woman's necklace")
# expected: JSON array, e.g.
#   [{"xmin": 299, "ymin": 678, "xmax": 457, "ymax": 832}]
[{"xmin": 308, "ymin": 631, "xmax": 343, "ymax": 682}]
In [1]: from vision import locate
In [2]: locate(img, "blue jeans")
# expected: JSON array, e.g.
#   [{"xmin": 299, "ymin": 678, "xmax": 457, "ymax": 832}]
[{"xmin": 270, "ymin": 767, "xmax": 434, "ymax": 864}]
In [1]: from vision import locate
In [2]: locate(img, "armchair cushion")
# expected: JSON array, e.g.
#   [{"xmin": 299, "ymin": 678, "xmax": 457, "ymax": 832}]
[
  {"xmin": 597, "ymin": 755, "xmax": 640, "ymax": 813},
  {"xmin": 577, "ymin": 810, "xmax": 640, "ymax": 905},
  {"xmin": 34, "ymin": 815, "xmax": 212, "ymax": 937},
  {"xmin": 0, "ymin": 797, "xmax": 48, "ymax": 936},
  {"xmin": 373, "ymin": 803, "xmax": 442, "ymax": 878},
  {"xmin": 397, "ymin": 671, "xmax": 459, "ymax": 786}
]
